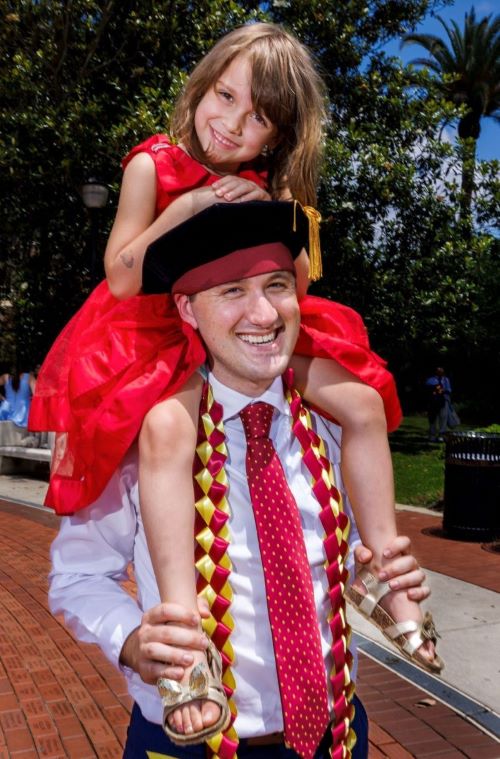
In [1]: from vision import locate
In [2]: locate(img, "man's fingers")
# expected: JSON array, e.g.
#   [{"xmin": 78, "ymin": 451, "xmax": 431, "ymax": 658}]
[
  {"xmin": 140, "ymin": 639, "xmax": 195, "ymax": 667},
  {"xmin": 197, "ymin": 597, "xmax": 210, "ymax": 618},
  {"xmin": 379, "ymin": 554, "xmax": 418, "ymax": 580},
  {"xmin": 387, "ymin": 568, "xmax": 426, "ymax": 590},
  {"xmin": 142, "ymin": 602, "xmax": 200, "ymax": 628},
  {"xmin": 139, "ymin": 657, "xmax": 185, "ymax": 685},
  {"xmin": 160, "ymin": 665, "xmax": 185, "ymax": 682},
  {"xmin": 140, "ymin": 624, "xmax": 208, "ymax": 653},
  {"xmin": 407, "ymin": 585, "xmax": 431, "ymax": 602},
  {"xmin": 353, "ymin": 545, "xmax": 372, "ymax": 564},
  {"xmin": 137, "ymin": 641, "xmax": 197, "ymax": 685},
  {"xmin": 382, "ymin": 535, "xmax": 412, "ymax": 559}
]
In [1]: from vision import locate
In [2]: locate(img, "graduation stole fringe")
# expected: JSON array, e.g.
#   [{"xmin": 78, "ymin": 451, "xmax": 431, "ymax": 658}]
[{"xmin": 193, "ymin": 371, "xmax": 355, "ymax": 759}]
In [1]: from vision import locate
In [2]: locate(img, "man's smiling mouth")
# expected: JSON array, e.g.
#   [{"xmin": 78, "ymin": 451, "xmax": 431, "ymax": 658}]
[{"xmin": 238, "ymin": 331, "xmax": 278, "ymax": 345}]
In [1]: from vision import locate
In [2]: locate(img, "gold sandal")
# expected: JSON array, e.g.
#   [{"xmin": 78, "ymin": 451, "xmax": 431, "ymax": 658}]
[
  {"xmin": 347, "ymin": 568, "xmax": 444, "ymax": 674},
  {"xmin": 157, "ymin": 639, "xmax": 231, "ymax": 746}
]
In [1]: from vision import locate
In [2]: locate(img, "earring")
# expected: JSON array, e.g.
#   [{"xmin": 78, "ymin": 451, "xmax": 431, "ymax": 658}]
[{"xmin": 261, "ymin": 144, "xmax": 271, "ymax": 158}]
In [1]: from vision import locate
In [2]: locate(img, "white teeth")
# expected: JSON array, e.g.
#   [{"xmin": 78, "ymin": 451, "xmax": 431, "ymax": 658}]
[
  {"xmin": 212, "ymin": 128, "xmax": 236, "ymax": 148},
  {"xmin": 239, "ymin": 333, "xmax": 276, "ymax": 345}
]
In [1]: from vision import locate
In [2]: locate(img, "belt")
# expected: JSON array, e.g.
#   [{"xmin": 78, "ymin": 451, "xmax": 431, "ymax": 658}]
[{"xmin": 245, "ymin": 731, "xmax": 286, "ymax": 746}]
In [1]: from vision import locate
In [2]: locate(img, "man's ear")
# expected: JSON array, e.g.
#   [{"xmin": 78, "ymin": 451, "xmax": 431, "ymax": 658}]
[{"xmin": 173, "ymin": 293, "xmax": 198, "ymax": 330}]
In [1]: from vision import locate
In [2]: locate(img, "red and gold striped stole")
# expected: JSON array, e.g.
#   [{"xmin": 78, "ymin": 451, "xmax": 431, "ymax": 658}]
[{"xmin": 193, "ymin": 373, "xmax": 355, "ymax": 759}]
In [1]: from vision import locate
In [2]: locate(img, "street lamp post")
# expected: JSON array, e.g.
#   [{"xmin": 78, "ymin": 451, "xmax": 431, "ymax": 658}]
[{"xmin": 81, "ymin": 179, "xmax": 109, "ymax": 288}]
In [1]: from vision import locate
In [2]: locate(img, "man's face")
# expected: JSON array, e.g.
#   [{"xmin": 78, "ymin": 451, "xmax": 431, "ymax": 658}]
[{"xmin": 175, "ymin": 270, "xmax": 300, "ymax": 397}]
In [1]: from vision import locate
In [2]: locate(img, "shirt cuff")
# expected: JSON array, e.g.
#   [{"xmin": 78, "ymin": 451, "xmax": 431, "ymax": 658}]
[{"xmin": 98, "ymin": 600, "xmax": 144, "ymax": 670}]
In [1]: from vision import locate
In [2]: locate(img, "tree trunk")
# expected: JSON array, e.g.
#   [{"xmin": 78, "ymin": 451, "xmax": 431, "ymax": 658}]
[{"xmin": 459, "ymin": 136, "xmax": 477, "ymax": 236}]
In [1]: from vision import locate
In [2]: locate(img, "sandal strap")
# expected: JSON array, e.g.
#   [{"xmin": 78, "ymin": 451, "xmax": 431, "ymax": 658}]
[
  {"xmin": 385, "ymin": 619, "xmax": 418, "ymax": 640},
  {"xmin": 356, "ymin": 569, "xmax": 392, "ymax": 616},
  {"xmin": 385, "ymin": 621, "xmax": 425, "ymax": 656},
  {"xmin": 385, "ymin": 616, "xmax": 440, "ymax": 656},
  {"xmin": 160, "ymin": 637, "xmax": 231, "ymax": 745},
  {"xmin": 158, "ymin": 639, "xmax": 226, "ymax": 711},
  {"xmin": 161, "ymin": 677, "xmax": 228, "ymax": 720}
]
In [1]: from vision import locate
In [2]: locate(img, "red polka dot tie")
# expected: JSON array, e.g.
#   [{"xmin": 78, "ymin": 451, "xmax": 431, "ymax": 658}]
[{"xmin": 240, "ymin": 402, "xmax": 330, "ymax": 759}]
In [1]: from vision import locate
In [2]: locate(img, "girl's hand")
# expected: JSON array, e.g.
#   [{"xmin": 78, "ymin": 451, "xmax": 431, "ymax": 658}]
[{"xmin": 211, "ymin": 176, "xmax": 270, "ymax": 202}]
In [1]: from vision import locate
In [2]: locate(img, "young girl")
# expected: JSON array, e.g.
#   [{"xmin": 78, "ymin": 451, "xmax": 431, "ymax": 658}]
[{"xmin": 31, "ymin": 22, "xmax": 441, "ymax": 746}]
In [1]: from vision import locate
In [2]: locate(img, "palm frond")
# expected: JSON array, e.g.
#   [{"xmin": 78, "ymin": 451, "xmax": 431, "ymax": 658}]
[{"xmin": 402, "ymin": 6, "xmax": 500, "ymax": 136}]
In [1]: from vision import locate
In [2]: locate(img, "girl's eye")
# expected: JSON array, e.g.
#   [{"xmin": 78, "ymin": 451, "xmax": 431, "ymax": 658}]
[
  {"xmin": 218, "ymin": 90, "xmax": 233, "ymax": 102},
  {"xmin": 251, "ymin": 112, "xmax": 266, "ymax": 126}
]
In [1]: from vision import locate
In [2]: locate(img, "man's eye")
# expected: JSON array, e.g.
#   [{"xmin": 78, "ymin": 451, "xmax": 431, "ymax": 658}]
[{"xmin": 222, "ymin": 286, "xmax": 242, "ymax": 295}]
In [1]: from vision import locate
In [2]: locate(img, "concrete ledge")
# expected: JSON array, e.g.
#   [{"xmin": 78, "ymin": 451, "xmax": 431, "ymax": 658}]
[
  {"xmin": 0, "ymin": 443, "xmax": 52, "ymax": 475},
  {"xmin": 0, "ymin": 446, "xmax": 51, "ymax": 462}
]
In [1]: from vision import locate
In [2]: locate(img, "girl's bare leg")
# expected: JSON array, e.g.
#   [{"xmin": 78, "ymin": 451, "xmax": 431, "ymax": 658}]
[
  {"xmin": 292, "ymin": 356, "xmax": 436, "ymax": 664},
  {"xmin": 139, "ymin": 373, "xmax": 221, "ymax": 737}
]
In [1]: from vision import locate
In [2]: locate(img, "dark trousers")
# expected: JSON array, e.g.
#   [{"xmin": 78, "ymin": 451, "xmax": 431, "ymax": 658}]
[{"xmin": 123, "ymin": 695, "xmax": 368, "ymax": 758}]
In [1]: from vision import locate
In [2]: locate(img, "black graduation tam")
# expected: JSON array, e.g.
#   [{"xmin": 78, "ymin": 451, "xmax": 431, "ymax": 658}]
[{"xmin": 142, "ymin": 200, "xmax": 312, "ymax": 295}]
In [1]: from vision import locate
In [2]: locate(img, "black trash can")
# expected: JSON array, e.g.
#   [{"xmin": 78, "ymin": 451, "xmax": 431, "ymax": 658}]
[{"xmin": 443, "ymin": 432, "xmax": 500, "ymax": 541}]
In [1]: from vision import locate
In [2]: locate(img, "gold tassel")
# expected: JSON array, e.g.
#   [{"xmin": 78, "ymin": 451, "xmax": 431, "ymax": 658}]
[
  {"xmin": 302, "ymin": 205, "xmax": 322, "ymax": 281},
  {"xmin": 293, "ymin": 201, "xmax": 323, "ymax": 282}
]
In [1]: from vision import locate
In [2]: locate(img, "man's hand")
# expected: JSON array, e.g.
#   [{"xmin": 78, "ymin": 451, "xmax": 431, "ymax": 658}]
[
  {"xmin": 120, "ymin": 599, "xmax": 210, "ymax": 684},
  {"xmin": 354, "ymin": 535, "xmax": 430, "ymax": 603}
]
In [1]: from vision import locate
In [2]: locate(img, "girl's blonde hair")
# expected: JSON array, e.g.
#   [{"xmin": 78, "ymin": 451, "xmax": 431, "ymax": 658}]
[{"xmin": 171, "ymin": 23, "xmax": 327, "ymax": 206}]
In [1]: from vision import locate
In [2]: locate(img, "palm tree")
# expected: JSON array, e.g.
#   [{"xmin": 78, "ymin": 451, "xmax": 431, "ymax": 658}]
[{"xmin": 402, "ymin": 7, "xmax": 500, "ymax": 222}]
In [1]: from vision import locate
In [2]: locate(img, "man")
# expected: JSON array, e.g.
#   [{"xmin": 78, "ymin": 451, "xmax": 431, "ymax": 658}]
[
  {"xmin": 425, "ymin": 367, "xmax": 452, "ymax": 442},
  {"xmin": 49, "ymin": 202, "xmax": 429, "ymax": 759}
]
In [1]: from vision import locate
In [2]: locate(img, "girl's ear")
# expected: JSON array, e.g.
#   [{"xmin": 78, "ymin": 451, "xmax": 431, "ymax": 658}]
[
  {"xmin": 268, "ymin": 131, "xmax": 281, "ymax": 150},
  {"xmin": 173, "ymin": 293, "xmax": 199, "ymax": 329}
]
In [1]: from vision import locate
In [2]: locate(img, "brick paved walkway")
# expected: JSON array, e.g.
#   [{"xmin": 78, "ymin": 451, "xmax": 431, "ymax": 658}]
[
  {"xmin": 0, "ymin": 499, "xmax": 498, "ymax": 758},
  {"xmin": 395, "ymin": 510, "xmax": 499, "ymax": 593}
]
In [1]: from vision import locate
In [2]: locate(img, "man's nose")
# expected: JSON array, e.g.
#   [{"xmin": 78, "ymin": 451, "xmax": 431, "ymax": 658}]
[{"xmin": 247, "ymin": 293, "xmax": 279, "ymax": 325}]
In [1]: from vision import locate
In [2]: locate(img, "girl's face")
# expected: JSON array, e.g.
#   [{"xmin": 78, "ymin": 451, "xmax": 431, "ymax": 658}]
[{"xmin": 194, "ymin": 53, "xmax": 277, "ymax": 173}]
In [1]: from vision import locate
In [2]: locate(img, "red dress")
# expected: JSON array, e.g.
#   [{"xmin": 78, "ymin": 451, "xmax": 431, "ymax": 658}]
[{"xmin": 30, "ymin": 135, "xmax": 401, "ymax": 515}]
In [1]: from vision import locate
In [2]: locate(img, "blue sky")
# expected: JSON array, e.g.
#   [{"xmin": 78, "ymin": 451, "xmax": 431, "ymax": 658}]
[{"xmin": 382, "ymin": 0, "xmax": 499, "ymax": 161}]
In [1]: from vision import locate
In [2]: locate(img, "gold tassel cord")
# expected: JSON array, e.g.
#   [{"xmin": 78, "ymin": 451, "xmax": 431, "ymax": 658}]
[{"xmin": 303, "ymin": 205, "xmax": 323, "ymax": 282}]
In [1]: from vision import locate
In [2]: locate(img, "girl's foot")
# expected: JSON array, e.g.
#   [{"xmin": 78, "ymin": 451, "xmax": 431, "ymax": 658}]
[
  {"xmin": 165, "ymin": 648, "xmax": 222, "ymax": 737},
  {"xmin": 349, "ymin": 568, "xmax": 443, "ymax": 673},
  {"xmin": 159, "ymin": 635, "xmax": 230, "ymax": 745}
]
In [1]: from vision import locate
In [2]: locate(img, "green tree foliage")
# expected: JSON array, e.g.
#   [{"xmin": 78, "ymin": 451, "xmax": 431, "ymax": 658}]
[
  {"xmin": 0, "ymin": 0, "xmax": 259, "ymax": 365},
  {"xmin": 314, "ymin": 55, "xmax": 499, "ymax": 411},
  {"xmin": 1, "ymin": 1, "xmax": 498, "ymax": 415}
]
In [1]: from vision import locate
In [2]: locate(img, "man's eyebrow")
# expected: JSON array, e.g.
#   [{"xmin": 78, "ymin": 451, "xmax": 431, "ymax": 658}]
[
  {"xmin": 213, "ymin": 280, "xmax": 242, "ymax": 291},
  {"xmin": 267, "ymin": 270, "xmax": 295, "ymax": 280}
]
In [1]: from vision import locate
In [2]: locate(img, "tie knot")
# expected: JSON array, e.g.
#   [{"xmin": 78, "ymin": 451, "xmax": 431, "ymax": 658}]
[{"xmin": 240, "ymin": 402, "xmax": 274, "ymax": 440}]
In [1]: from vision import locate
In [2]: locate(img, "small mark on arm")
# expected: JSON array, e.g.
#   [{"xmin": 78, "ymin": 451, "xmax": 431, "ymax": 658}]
[{"xmin": 120, "ymin": 252, "xmax": 135, "ymax": 269}]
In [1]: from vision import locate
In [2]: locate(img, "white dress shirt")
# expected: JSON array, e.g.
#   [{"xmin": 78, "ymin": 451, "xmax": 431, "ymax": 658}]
[{"xmin": 49, "ymin": 373, "xmax": 360, "ymax": 737}]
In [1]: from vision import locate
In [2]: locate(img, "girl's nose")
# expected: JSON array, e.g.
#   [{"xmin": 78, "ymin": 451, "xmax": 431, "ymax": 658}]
[{"xmin": 224, "ymin": 109, "xmax": 243, "ymax": 135}]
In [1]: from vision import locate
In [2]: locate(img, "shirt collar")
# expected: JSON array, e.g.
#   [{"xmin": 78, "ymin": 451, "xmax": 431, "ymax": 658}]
[{"xmin": 208, "ymin": 373, "xmax": 291, "ymax": 422}]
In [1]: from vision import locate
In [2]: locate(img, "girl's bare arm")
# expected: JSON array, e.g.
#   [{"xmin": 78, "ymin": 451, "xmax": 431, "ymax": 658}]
[{"xmin": 104, "ymin": 154, "xmax": 221, "ymax": 299}]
